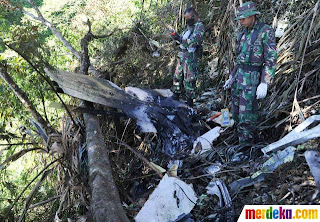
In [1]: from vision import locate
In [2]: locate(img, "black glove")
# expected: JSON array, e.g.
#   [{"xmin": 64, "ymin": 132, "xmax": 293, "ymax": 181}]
[{"xmin": 170, "ymin": 32, "xmax": 181, "ymax": 42}]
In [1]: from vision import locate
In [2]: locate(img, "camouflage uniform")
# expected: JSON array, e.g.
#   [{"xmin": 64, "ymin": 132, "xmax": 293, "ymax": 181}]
[
  {"xmin": 173, "ymin": 21, "xmax": 205, "ymax": 99},
  {"xmin": 232, "ymin": 18, "xmax": 277, "ymax": 144}
]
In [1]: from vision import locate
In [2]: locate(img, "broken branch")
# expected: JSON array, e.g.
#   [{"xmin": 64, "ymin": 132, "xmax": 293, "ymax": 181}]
[{"xmin": 119, "ymin": 140, "xmax": 164, "ymax": 178}]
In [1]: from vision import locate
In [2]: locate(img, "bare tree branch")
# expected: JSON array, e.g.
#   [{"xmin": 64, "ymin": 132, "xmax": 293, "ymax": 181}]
[
  {"xmin": 92, "ymin": 28, "xmax": 119, "ymax": 39},
  {"xmin": 0, "ymin": 147, "xmax": 45, "ymax": 170},
  {"xmin": 0, "ymin": 63, "xmax": 54, "ymax": 134},
  {"xmin": 20, "ymin": 0, "xmax": 117, "ymax": 76},
  {"xmin": 25, "ymin": 0, "xmax": 81, "ymax": 59},
  {"xmin": 29, "ymin": 195, "xmax": 61, "ymax": 209}
]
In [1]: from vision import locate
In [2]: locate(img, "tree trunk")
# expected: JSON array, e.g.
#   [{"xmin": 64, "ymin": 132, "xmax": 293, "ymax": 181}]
[
  {"xmin": 84, "ymin": 112, "xmax": 129, "ymax": 222},
  {"xmin": 79, "ymin": 25, "xmax": 129, "ymax": 222},
  {"xmin": 0, "ymin": 65, "xmax": 53, "ymax": 134}
]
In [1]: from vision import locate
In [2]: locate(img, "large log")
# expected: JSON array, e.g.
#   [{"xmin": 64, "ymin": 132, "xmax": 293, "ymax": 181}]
[
  {"xmin": 84, "ymin": 111, "xmax": 129, "ymax": 222},
  {"xmin": 78, "ymin": 26, "xmax": 130, "ymax": 221}
]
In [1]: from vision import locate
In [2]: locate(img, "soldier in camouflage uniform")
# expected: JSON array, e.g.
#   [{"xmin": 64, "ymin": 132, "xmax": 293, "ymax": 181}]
[
  {"xmin": 224, "ymin": 1, "xmax": 277, "ymax": 145},
  {"xmin": 171, "ymin": 7, "xmax": 205, "ymax": 107}
]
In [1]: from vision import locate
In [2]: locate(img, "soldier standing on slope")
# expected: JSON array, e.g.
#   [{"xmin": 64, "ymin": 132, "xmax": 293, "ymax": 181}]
[
  {"xmin": 170, "ymin": 7, "xmax": 205, "ymax": 107},
  {"xmin": 224, "ymin": 1, "xmax": 277, "ymax": 145}
]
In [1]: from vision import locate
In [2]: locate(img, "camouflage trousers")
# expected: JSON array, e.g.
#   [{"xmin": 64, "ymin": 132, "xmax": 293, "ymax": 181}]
[
  {"xmin": 173, "ymin": 54, "xmax": 198, "ymax": 99},
  {"xmin": 231, "ymin": 84, "xmax": 258, "ymax": 144}
]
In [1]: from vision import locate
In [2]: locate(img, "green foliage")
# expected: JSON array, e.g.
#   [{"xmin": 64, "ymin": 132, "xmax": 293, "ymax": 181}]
[{"xmin": 0, "ymin": 2, "xmax": 67, "ymax": 221}]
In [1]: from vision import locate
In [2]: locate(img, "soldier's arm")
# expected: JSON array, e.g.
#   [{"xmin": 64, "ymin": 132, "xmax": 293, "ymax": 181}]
[
  {"xmin": 231, "ymin": 64, "xmax": 238, "ymax": 78},
  {"xmin": 181, "ymin": 23, "xmax": 205, "ymax": 49},
  {"xmin": 261, "ymin": 26, "xmax": 277, "ymax": 84}
]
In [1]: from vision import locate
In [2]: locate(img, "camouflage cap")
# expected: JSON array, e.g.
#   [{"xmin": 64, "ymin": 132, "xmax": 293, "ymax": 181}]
[{"xmin": 235, "ymin": 1, "xmax": 260, "ymax": 20}]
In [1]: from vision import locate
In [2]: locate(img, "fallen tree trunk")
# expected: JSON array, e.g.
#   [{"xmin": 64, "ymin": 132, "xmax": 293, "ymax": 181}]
[
  {"xmin": 84, "ymin": 111, "xmax": 129, "ymax": 222},
  {"xmin": 79, "ymin": 22, "xmax": 129, "ymax": 222}
]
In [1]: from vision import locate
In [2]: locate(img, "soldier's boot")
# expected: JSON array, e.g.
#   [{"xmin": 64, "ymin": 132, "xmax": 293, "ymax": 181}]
[
  {"xmin": 172, "ymin": 92, "xmax": 180, "ymax": 101},
  {"xmin": 187, "ymin": 98, "xmax": 193, "ymax": 107}
]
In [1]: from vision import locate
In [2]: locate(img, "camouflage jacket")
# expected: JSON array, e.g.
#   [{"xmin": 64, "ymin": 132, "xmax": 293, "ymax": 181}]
[
  {"xmin": 178, "ymin": 21, "xmax": 205, "ymax": 59},
  {"xmin": 235, "ymin": 19, "xmax": 277, "ymax": 85}
]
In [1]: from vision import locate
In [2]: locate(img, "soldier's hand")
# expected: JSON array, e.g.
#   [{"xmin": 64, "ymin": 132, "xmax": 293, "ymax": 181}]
[
  {"xmin": 223, "ymin": 77, "xmax": 232, "ymax": 90},
  {"xmin": 256, "ymin": 83, "xmax": 268, "ymax": 99}
]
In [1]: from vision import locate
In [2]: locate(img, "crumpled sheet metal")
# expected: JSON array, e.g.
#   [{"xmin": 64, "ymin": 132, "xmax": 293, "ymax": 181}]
[
  {"xmin": 206, "ymin": 179, "xmax": 232, "ymax": 207},
  {"xmin": 252, "ymin": 146, "xmax": 295, "ymax": 178},
  {"xmin": 191, "ymin": 127, "xmax": 221, "ymax": 155},
  {"xmin": 305, "ymin": 150, "xmax": 320, "ymax": 190},
  {"xmin": 230, "ymin": 146, "xmax": 295, "ymax": 195},
  {"xmin": 205, "ymin": 163, "xmax": 222, "ymax": 176},
  {"xmin": 206, "ymin": 179, "xmax": 233, "ymax": 222},
  {"xmin": 262, "ymin": 115, "xmax": 320, "ymax": 154},
  {"xmin": 135, "ymin": 174, "xmax": 197, "ymax": 222}
]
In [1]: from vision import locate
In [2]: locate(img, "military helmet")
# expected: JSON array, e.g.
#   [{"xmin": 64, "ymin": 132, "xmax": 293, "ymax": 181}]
[{"xmin": 235, "ymin": 1, "xmax": 260, "ymax": 20}]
